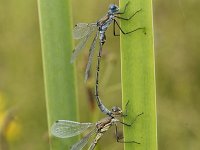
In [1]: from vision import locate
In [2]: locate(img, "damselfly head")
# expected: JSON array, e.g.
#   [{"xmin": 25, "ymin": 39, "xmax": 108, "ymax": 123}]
[
  {"xmin": 108, "ymin": 4, "xmax": 119, "ymax": 14},
  {"xmin": 111, "ymin": 106, "xmax": 123, "ymax": 116}
]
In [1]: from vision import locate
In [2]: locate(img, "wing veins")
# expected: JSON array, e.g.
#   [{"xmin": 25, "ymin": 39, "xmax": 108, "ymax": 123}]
[
  {"xmin": 84, "ymin": 31, "xmax": 99, "ymax": 82},
  {"xmin": 51, "ymin": 120, "xmax": 95, "ymax": 138},
  {"xmin": 70, "ymin": 129, "xmax": 96, "ymax": 150}
]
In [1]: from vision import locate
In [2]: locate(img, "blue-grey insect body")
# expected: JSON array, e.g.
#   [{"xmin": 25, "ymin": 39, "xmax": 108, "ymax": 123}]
[{"xmin": 71, "ymin": 2, "xmax": 144, "ymax": 117}]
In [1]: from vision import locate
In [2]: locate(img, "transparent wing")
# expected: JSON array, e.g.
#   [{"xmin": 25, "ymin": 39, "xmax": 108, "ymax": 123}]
[
  {"xmin": 70, "ymin": 31, "xmax": 93, "ymax": 63},
  {"xmin": 70, "ymin": 129, "xmax": 96, "ymax": 150},
  {"xmin": 84, "ymin": 32, "xmax": 99, "ymax": 82},
  {"xmin": 88, "ymin": 142, "xmax": 96, "ymax": 150},
  {"xmin": 51, "ymin": 120, "xmax": 95, "ymax": 138},
  {"xmin": 88, "ymin": 132, "xmax": 104, "ymax": 150},
  {"xmin": 73, "ymin": 23, "xmax": 97, "ymax": 39}
]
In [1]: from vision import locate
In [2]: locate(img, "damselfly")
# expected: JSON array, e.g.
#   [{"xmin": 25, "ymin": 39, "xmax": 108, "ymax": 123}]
[
  {"xmin": 71, "ymin": 2, "xmax": 145, "ymax": 82},
  {"xmin": 51, "ymin": 109, "xmax": 143, "ymax": 150}
]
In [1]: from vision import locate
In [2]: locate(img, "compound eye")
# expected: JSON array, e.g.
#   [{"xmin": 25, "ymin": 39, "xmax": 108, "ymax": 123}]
[
  {"xmin": 111, "ymin": 106, "xmax": 116, "ymax": 112},
  {"xmin": 109, "ymin": 4, "xmax": 116, "ymax": 10},
  {"xmin": 112, "ymin": 6, "xmax": 116, "ymax": 9},
  {"xmin": 112, "ymin": 6, "xmax": 117, "ymax": 11},
  {"xmin": 111, "ymin": 106, "xmax": 121, "ymax": 112}
]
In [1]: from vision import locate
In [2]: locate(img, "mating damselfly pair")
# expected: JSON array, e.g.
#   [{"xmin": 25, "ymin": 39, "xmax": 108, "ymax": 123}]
[{"xmin": 51, "ymin": 1, "xmax": 145, "ymax": 149}]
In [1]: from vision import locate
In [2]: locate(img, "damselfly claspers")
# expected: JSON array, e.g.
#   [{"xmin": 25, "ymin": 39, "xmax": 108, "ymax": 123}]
[
  {"xmin": 51, "ymin": 108, "xmax": 143, "ymax": 150},
  {"xmin": 71, "ymin": 2, "xmax": 145, "ymax": 82}
]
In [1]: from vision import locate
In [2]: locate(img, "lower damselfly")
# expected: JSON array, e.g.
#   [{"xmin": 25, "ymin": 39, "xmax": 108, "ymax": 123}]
[{"xmin": 51, "ymin": 110, "xmax": 143, "ymax": 150}]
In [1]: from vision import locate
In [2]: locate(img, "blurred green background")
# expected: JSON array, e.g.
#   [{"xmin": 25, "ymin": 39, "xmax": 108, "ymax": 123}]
[{"xmin": 0, "ymin": 0, "xmax": 200, "ymax": 150}]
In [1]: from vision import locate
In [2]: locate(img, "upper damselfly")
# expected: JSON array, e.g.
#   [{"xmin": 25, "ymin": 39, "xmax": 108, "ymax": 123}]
[{"xmin": 71, "ymin": 2, "xmax": 145, "ymax": 82}]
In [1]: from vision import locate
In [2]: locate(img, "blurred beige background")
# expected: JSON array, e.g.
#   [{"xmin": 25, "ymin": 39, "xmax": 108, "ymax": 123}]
[{"xmin": 0, "ymin": 0, "xmax": 200, "ymax": 149}]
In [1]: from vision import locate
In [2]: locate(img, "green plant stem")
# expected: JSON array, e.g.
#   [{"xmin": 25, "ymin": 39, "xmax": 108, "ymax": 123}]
[
  {"xmin": 37, "ymin": 0, "xmax": 78, "ymax": 149},
  {"xmin": 120, "ymin": 0, "xmax": 157, "ymax": 150}
]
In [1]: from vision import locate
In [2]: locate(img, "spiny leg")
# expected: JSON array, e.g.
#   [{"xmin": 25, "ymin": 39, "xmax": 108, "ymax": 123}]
[
  {"xmin": 114, "ymin": 124, "xmax": 140, "ymax": 144},
  {"xmin": 122, "ymin": 100, "xmax": 130, "ymax": 117},
  {"xmin": 120, "ymin": 112, "xmax": 144, "ymax": 126},
  {"xmin": 113, "ymin": 19, "xmax": 145, "ymax": 36},
  {"xmin": 130, "ymin": 112, "xmax": 144, "ymax": 126},
  {"xmin": 117, "ymin": 1, "xmax": 130, "ymax": 14},
  {"xmin": 113, "ymin": 19, "xmax": 119, "ymax": 36},
  {"xmin": 115, "ymin": 9, "xmax": 142, "ymax": 21}
]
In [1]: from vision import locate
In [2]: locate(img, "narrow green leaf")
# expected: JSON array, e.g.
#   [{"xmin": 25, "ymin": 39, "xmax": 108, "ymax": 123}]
[
  {"xmin": 37, "ymin": 0, "xmax": 78, "ymax": 149},
  {"xmin": 120, "ymin": 0, "xmax": 157, "ymax": 150}
]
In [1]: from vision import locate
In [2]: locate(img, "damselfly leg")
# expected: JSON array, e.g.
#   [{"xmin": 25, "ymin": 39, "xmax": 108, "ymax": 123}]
[
  {"xmin": 115, "ymin": 112, "xmax": 144, "ymax": 144},
  {"xmin": 113, "ymin": 9, "xmax": 145, "ymax": 36},
  {"xmin": 117, "ymin": 1, "xmax": 130, "ymax": 15},
  {"xmin": 115, "ymin": 9, "xmax": 142, "ymax": 20},
  {"xmin": 115, "ymin": 124, "xmax": 140, "ymax": 144}
]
